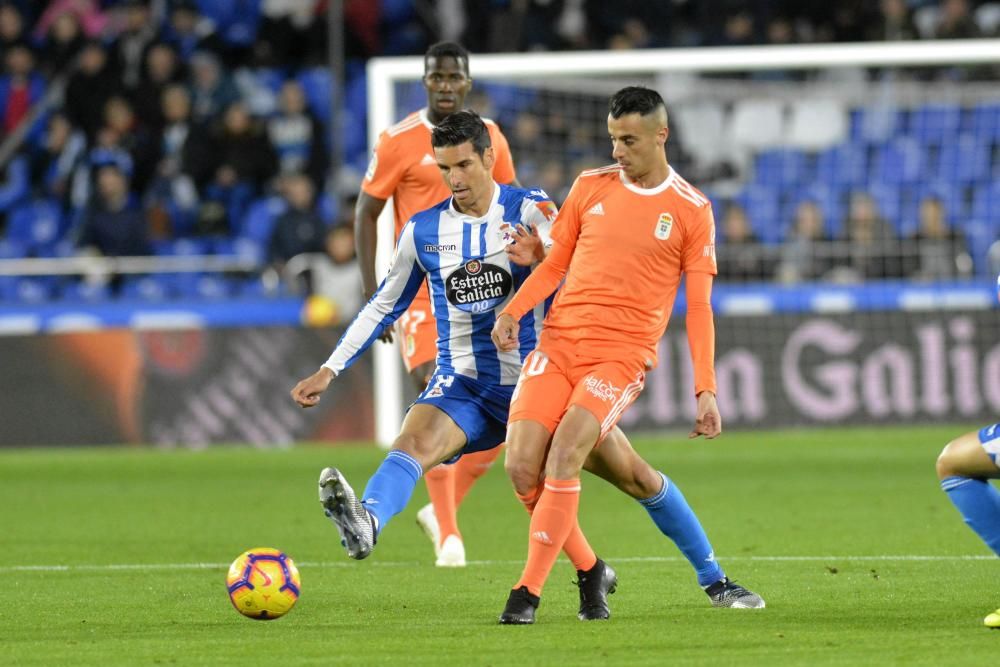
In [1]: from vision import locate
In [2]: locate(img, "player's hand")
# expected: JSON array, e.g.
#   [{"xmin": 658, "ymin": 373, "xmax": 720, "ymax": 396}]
[
  {"xmin": 689, "ymin": 391, "xmax": 722, "ymax": 440},
  {"xmin": 291, "ymin": 367, "xmax": 335, "ymax": 408},
  {"xmin": 491, "ymin": 313, "xmax": 520, "ymax": 352},
  {"xmin": 504, "ymin": 223, "xmax": 545, "ymax": 266}
]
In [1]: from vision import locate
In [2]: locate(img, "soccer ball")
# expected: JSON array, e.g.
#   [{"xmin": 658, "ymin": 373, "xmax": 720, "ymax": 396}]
[{"xmin": 226, "ymin": 547, "xmax": 301, "ymax": 620}]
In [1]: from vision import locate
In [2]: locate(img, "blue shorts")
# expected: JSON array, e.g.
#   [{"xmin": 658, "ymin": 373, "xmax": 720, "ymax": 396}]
[
  {"xmin": 412, "ymin": 371, "xmax": 513, "ymax": 462},
  {"xmin": 979, "ymin": 423, "xmax": 1000, "ymax": 468}
]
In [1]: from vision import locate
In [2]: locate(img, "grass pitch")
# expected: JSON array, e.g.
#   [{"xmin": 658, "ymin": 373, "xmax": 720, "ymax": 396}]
[{"xmin": 4, "ymin": 426, "xmax": 998, "ymax": 666}]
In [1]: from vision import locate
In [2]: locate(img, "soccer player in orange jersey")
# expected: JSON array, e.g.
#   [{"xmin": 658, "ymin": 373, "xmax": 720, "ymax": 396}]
[
  {"xmin": 491, "ymin": 87, "xmax": 765, "ymax": 623},
  {"xmin": 353, "ymin": 42, "xmax": 517, "ymax": 567}
]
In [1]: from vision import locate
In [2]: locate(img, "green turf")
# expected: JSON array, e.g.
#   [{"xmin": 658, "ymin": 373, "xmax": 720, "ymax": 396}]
[{"xmin": 4, "ymin": 426, "xmax": 998, "ymax": 665}]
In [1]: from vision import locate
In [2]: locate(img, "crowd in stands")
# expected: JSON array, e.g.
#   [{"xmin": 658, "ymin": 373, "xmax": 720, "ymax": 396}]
[{"xmin": 0, "ymin": 1, "xmax": 997, "ymax": 314}]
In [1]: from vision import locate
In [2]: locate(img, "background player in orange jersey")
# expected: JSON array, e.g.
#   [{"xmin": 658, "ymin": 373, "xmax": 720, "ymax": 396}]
[
  {"xmin": 491, "ymin": 87, "xmax": 765, "ymax": 623},
  {"xmin": 353, "ymin": 42, "xmax": 518, "ymax": 567}
]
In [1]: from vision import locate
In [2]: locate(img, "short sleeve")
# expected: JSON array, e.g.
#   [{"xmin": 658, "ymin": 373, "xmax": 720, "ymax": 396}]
[
  {"xmin": 682, "ymin": 203, "xmax": 717, "ymax": 275},
  {"xmin": 520, "ymin": 190, "xmax": 558, "ymax": 248},
  {"xmin": 488, "ymin": 124, "xmax": 517, "ymax": 185},
  {"xmin": 361, "ymin": 131, "xmax": 406, "ymax": 200}
]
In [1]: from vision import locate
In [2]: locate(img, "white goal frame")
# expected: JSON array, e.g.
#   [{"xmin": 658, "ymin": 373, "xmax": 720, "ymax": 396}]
[{"xmin": 366, "ymin": 38, "xmax": 1000, "ymax": 447}]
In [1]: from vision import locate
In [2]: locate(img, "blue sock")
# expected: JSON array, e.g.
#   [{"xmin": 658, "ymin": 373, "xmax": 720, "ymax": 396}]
[
  {"xmin": 639, "ymin": 472, "xmax": 724, "ymax": 587},
  {"xmin": 361, "ymin": 450, "xmax": 423, "ymax": 536},
  {"xmin": 941, "ymin": 476, "xmax": 1000, "ymax": 556}
]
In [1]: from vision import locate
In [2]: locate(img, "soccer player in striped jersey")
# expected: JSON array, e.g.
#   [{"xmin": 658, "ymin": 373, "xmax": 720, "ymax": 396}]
[
  {"xmin": 292, "ymin": 113, "xmax": 621, "ymax": 617},
  {"xmin": 492, "ymin": 87, "xmax": 765, "ymax": 623},
  {"xmin": 355, "ymin": 42, "xmax": 518, "ymax": 567},
  {"xmin": 937, "ymin": 423, "xmax": 1000, "ymax": 628}
]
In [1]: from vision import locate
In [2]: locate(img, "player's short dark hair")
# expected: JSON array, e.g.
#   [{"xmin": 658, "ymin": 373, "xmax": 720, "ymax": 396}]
[
  {"xmin": 609, "ymin": 86, "xmax": 666, "ymax": 119},
  {"xmin": 431, "ymin": 110, "xmax": 491, "ymax": 157},
  {"xmin": 424, "ymin": 41, "xmax": 470, "ymax": 74}
]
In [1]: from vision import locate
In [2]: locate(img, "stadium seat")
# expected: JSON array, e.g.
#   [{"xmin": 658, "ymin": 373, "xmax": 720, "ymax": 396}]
[
  {"xmin": 731, "ymin": 187, "xmax": 781, "ymax": 244},
  {"xmin": 317, "ymin": 192, "xmax": 338, "ymax": 226},
  {"xmin": 851, "ymin": 106, "xmax": 903, "ymax": 145},
  {"xmin": 61, "ymin": 280, "xmax": 111, "ymax": 302},
  {"xmin": 972, "ymin": 182, "xmax": 1000, "ymax": 222},
  {"xmin": 967, "ymin": 103, "xmax": 1000, "ymax": 143},
  {"xmin": 153, "ymin": 238, "xmax": 212, "ymax": 257},
  {"xmin": 908, "ymin": 103, "xmax": 962, "ymax": 146},
  {"xmin": 787, "ymin": 185, "xmax": 845, "ymax": 239},
  {"xmin": 729, "ymin": 99, "xmax": 785, "ymax": 153},
  {"xmin": 752, "ymin": 149, "xmax": 810, "ymax": 188},
  {"xmin": 5, "ymin": 199, "xmax": 64, "ymax": 254},
  {"xmin": 673, "ymin": 102, "xmax": 728, "ymax": 170},
  {"xmin": 787, "ymin": 98, "xmax": 848, "ymax": 151},
  {"xmin": 173, "ymin": 273, "xmax": 233, "ymax": 299},
  {"xmin": 965, "ymin": 219, "xmax": 1000, "ymax": 276},
  {"xmin": 868, "ymin": 184, "xmax": 903, "ymax": 230},
  {"xmin": 815, "ymin": 143, "xmax": 868, "ymax": 188},
  {"xmin": 934, "ymin": 134, "xmax": 990, "ymax": 184},
  {"xmin": 120, "ymin": 276, "xmax": 175, "ymax": 301},
  {"xmin": 12, "ymin": 277, "xmax": 56, "ymax": 303},
  {"xmin": 297, "ymin": 67, "xmax": 334, "ymax": 126},
  {"xmin": 871, "ymin": 137, "xmax": 924, "ymax": 185},
  {"xmin": 0, "ymin": 239, "xmax": 26, "ymax": 259},
  {"xmin": 238, "ymin": 196, "xmax": 286, "ymax": 242}
]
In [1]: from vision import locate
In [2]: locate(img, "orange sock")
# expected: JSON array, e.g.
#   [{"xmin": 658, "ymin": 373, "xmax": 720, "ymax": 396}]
[
  {"xmin": 424, "ymin": 464, "xmax": 458, "ymax": 544},
  {"xmin": 515, "ymin": 477, "xmax": 582, "ymax": 597},
  {"xmin": 453, "ymin": 446, "xmax": 502, "ymax": 506},
  {"xmin": 515, "ymin": 483, "xmax": 596, "ymax": 574}
]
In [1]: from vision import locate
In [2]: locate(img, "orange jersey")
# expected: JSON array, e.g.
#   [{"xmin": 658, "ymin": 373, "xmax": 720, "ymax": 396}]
[
  {"xmin": 503, "ymin": 164, "xmax": 718, "ymax": 389},
  {"xmin": 362, "ymin": 108, "xmax": 517, "ymax": 238}
]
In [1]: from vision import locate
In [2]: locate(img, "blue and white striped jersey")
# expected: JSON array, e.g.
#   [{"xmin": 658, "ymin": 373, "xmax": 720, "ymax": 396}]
[{"xmin": 324, "ymin": 183, "xmax": 555, "ymax": 386}]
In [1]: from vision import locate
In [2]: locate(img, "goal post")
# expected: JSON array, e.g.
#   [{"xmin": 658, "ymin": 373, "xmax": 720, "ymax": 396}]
[{"xmin": 366, "ymin": 39, "xmax": 1000, "ymax": 446}]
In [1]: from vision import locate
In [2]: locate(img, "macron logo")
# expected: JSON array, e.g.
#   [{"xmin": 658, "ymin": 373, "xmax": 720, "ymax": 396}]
[
  {"xmin": 531, "ymin": 531, "xmax": 553, "ymax": 545},
  {"xmin": 587, "ymin": 202, "xmax": 605, "ymax": 216},
  {"xmin": 420, "ymin": 153, "xmax": 436, "ymax": 166}
]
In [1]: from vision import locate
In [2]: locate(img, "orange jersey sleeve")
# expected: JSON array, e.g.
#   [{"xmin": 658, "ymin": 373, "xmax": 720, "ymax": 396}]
[
  {"xmin": 681, "ymin": 201, "xmax": 718, "ymax": 275},
  {"xmin": 486, "ymin": 121, "xmax": 517, "ymax": 185},
  {"xmin": 685, "ymin": 271, "xmax": 717, "ymax": 396}
]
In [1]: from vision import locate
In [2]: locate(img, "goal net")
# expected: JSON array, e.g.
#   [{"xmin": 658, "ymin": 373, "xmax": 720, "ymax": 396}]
[{"xmin": 367, "ymin": 40, "xmax": 1000, "ymax": 445}]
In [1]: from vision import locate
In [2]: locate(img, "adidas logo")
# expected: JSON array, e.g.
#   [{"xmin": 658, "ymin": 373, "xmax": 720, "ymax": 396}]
[
  {"xmin": 531, "ymin": 531, "xmax": 553, "ymax": 545},
  {"xmin": 587, "ymin": 202, "xmax": 605, "ymax": 216},
  {"xmin": 420, "ymin": 153, "xmax": 436, "ymax": 166}
]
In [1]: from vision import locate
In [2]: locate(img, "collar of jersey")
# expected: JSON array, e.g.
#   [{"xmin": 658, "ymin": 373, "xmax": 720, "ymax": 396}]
[
  {"xmin": 619, "ymin": 165, "xmax": 675, "ymax": 196},
  {"xmin": 446, "ymin": 181, "xmax": 501, "ymax": 223},
  {"xmin": 419, "ymin": 108, "xmax": 435, "ymax": 130}
]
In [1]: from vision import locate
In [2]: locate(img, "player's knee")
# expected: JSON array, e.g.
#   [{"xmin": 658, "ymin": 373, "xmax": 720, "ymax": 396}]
[
  {"xmin": 935, "ymin": 440, "xmax": 961, "ymax": 480},
  {"xmin": 392, "ymin": 433, "xmax": 438, "ymax": 469},
  {"xmin": 505, "ymin": 457, "xmax": 540, "ymax": 496}
]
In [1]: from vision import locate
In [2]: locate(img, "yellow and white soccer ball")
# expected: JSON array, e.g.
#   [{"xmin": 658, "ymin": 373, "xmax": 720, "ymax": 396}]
[{"xmin": 226, "ymin": 547, "xmax": 301, "ymax": 620}]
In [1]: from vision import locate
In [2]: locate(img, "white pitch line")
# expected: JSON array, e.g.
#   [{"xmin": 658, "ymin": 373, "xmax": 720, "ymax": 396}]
[{"xmin": 4, "ymin": 554, "xmax": 995, "ymax": 574}]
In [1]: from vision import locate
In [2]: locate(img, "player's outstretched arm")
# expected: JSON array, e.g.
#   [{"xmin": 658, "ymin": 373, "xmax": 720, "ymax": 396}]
[{"xmin": 291, "ymin": 367, "xmax": 334, "ymax": 408}]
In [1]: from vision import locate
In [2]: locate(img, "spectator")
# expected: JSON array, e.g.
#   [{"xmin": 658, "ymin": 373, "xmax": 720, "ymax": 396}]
[
  {"xmin": 311, "ymin": 222, "xmax": 363, "ymax": 322},
  {"xmin": 187, "ymin": 101, "xmax": 278, "ymax": 194},
  {"xmin": 0, "ymin": 44, "xmax": 44, "ymax": 140},
  {"xmin": 107, "ymin": 0, "xmax": 159, "ymax": 92},
  {"xmin": 29, "ymin": 112, "xmax": 86, "ymax": 206},
  {"xmin": 31, "ymin": 0, "xmax": 107, "ymax": 41},
  {"xmin": 268, "ymin": 172, "xmax": 326, "ymax": 265},
  {"xmin": 188, "ymin": 50, "xmax": 239, "ymax": 124},
  {"xmin": 74, "ymin": 163, "xmax": 151, "ymax": 257},
  {"xmin": 38, "ymin": 10, "xmax": 86, "ymax": 75},
  {"xmin": 777, "ymin": 200, "xmax": 830, "ymax": 283},
  {"xmin": 64, "ymin": 41, "xmax": 122, "ymax": 140},
  {"xmin": 258, "ymin": 0, "xmax": 324, "ymax": 67},
  {"xmin": 935, "ymin": 0, "xmax": 981, "ymax": 40},
  {"xmin": 100, "ymin": 95, "xmax": 158, "ymax": 195},
  {"xmin": 267, "ymin": 80, "xmax": 328, "ymax": 187},
  {"xmin": 163, "ymin": 0, "xmax": 222, "ymax": 62},
  {"xmin": 0, "ymin": 2, "xmax": 26, "ymax": 51},
  {"xmin": 132, "ymin": 42, "xmax": 186, "ymax": 129},
  {"xmin": 715, "ymin": 202, "xmax": 772, "ymax": 282},
  {"xmin": 146, "ymin": 84, "xmax": 201, "ymax": 226},
  {"xmin": 868, "ymin": 0, "xmax": 919, "ymax": 41},
  {"xmin": 905, "ymin": 196, "xmax": 973, "ymax": 281},
  {"xmin": 833, "ymin": 191, "xmax": 904, "ymax": 281}
]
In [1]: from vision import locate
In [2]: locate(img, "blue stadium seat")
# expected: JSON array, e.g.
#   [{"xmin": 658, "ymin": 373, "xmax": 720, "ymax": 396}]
[
  {"xmin": 786, "ymin": 185, "xmax": 845, "ymax": 239},
  {"xmin": 153, "ymin": 238, "xmax": 212, "ymax": 256},
  {"xmin": 752, "ymin": 149, "xmax": 810, "ymax": 188},
  {"xmin": 61, "ymin": 280, "xmax": 111, "ymax": 302},
  {"xmin": 120, "ymin": 276, "xmax": 175, "ymax": 301},
  {"xmin": 868, "ymin": 184, "xmax": 903, "ymax": 230},
  {"xmin": 12, "ymin": 277, "xmax": 56, "ymax": 303},
  {"xmin": 815, "ymin": 143, "xmax": 867, "ymax": 188},
  {"xmin": 966, "ymin": 103, "xmax": 1000, "ymax": 143},
  {"xmin": 238, "ymin": 196, "xmax": 287, "ymax": 242},
  {"xmin": 318, "ymin": 192, "xmax": 338, "ymax": 225},
  {"xmin": 297, "ymin": 67, "xmax": 334, "ymax": 126},
  {"xmin": 731, "ymin": 187, "xmax": 781, "ymax": 244},
  {"xmin": 871, "ymin": 138, "xmax": 924, "ymax": 185},
  {"xmin": 850, "ymin": 106, "xmax": 904, "ymax": 144},
  {"xmin": 921, "ymin": 182, "xmax": 968, "ymax": 221},
  {"xmin": 6, "ymin": 199, "xmax": 64, "ymax": 254},
  {"xmin": 935, "ymin": 134, "xmax": 991, "ymax": 184},
  {"xmin": 965, "ymin": 219, "xmax": 1000, "ymax": 276},
  {"xmin": 972, "ymin": 182, "xmax": 1000, "ymax": 223},
  {"xmin": 173, "ymin": 273, "xmax": 233, "ymax": 299},
  {"xmin": 0, "ymin": 239, "xmax": 26, "ymax": 259},
  {"xmin": 908, "ymin": 103, "xmax": 962, "ymax": 146}
]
